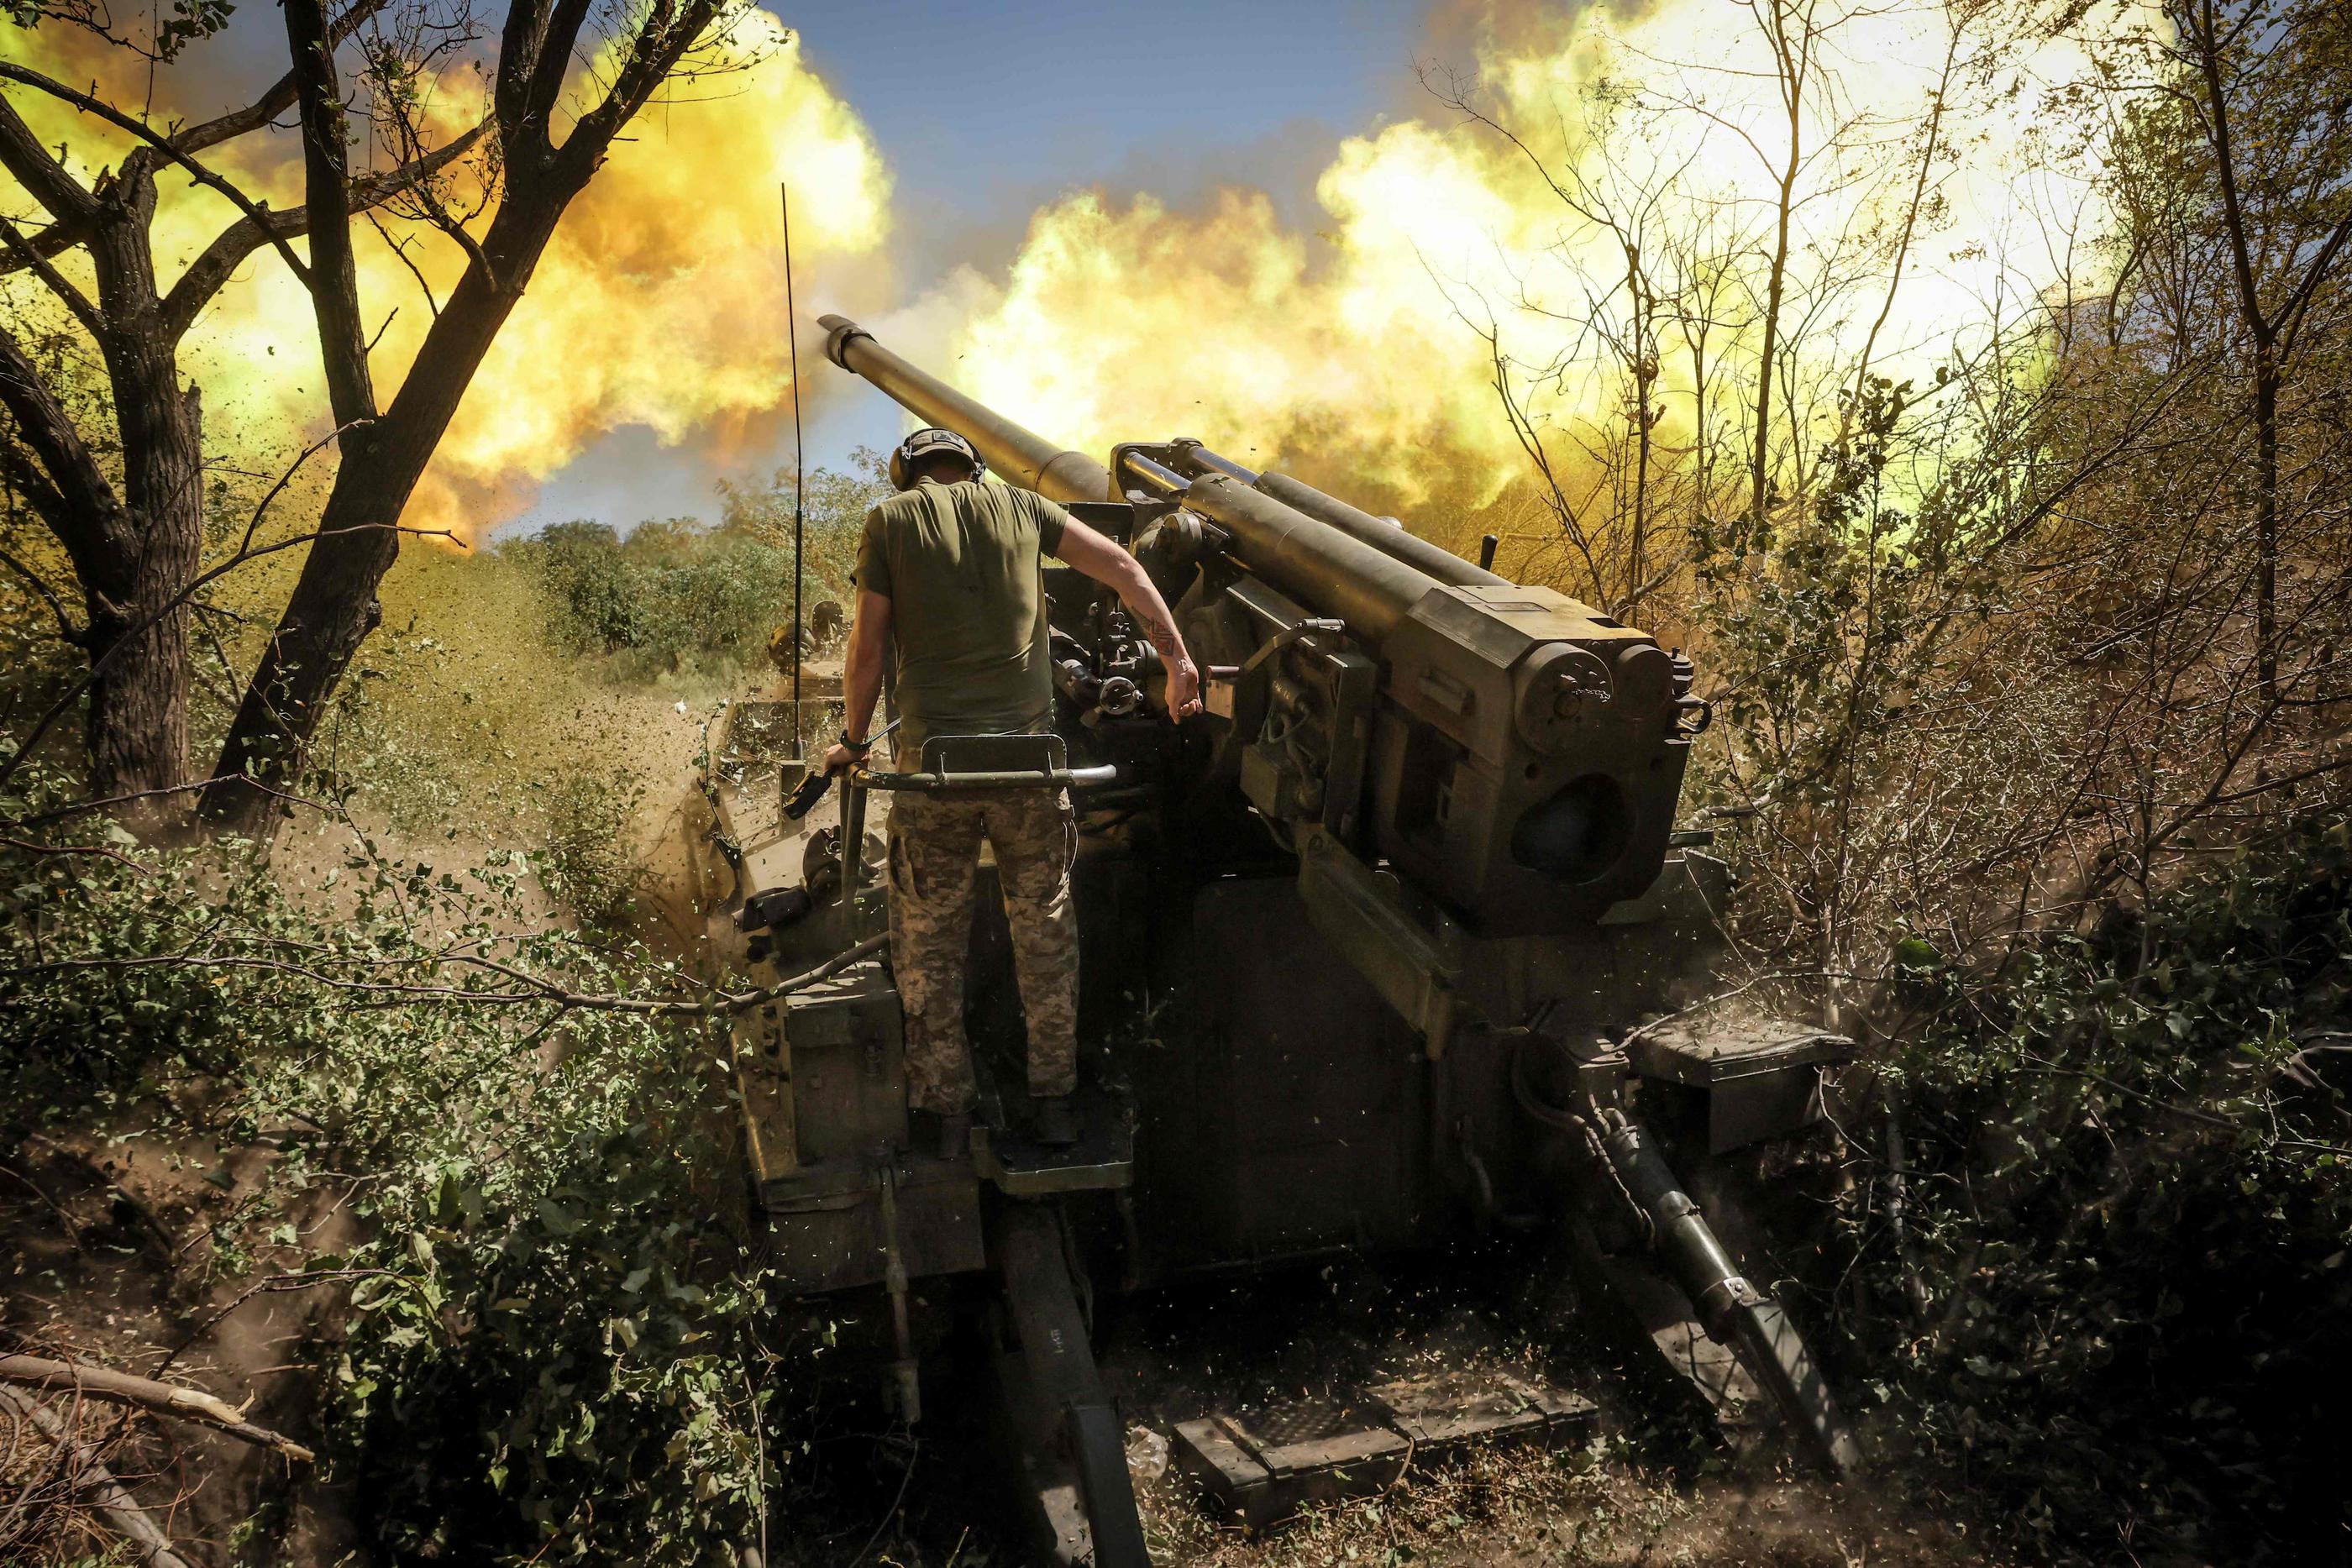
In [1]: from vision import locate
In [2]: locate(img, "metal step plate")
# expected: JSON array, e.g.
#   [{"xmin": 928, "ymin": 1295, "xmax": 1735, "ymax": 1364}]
[
  {"xmin": 973, "ymin": 1074, "xmax": 1136, "ymax": 1196},
  {"xmin": 1172, "ymin": 1371, "xmax": 1595, "ymax": 1530}
]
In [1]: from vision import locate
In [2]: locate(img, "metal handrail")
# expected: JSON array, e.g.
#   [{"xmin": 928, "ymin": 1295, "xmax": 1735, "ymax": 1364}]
[{"xmin": 859, "ymin": 764, "xmax": 1120, "ymax": 793}]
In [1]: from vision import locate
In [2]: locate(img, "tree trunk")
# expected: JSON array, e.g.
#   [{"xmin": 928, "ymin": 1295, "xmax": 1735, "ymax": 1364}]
[
  {"xmin": 69, "ymin": 166, "xmax": 201, "ymax": 816},
  {"xmin": 1751, "ymin": 160, "xmax": 1798, "ymax": 527},
  {"xmin": 201, "ymin": 186, "xmax": 567, "ymax": 835},
  {"xmin": 82, "ymin": 355, "xmax": 201, "ymax": 813},
  {"xmin": 1749, "ymin": 0, "xmax": 1808, "ymax": 527},
  {"xmin": 2252, "ymin": 335, "xmax": 2278, "ymax": 690},
  {"xmin": 79, "ymin": 552, "xmax": 193, "ymax": 808},
  {"xmin": 194, "ymin": 0, "xmax": 724, "ymax": 839},
  {"xmin": 1626, "ymin": 245, "xmax": 1653, "ymax": 613}
]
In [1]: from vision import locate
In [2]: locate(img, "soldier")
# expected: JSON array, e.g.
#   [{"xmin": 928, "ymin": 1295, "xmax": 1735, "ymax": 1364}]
[{"xmin": 822, "ymin": 427, "xmax": 1201, "ymax": 1156}]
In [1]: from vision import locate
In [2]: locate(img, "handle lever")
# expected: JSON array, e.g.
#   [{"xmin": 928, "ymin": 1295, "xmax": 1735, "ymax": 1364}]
[{"xmin": 783, "ymin": 718, "xmax": 902, "ymax": 821}]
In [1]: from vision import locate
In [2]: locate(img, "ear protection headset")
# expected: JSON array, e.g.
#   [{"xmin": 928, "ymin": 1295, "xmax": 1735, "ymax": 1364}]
[{"xmin": 889, "ymin": 427, "xmax": 984, "ymax": 490}]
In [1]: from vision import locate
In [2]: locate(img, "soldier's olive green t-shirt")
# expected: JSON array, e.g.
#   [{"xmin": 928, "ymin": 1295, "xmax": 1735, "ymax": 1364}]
[{"xmin": 854, "ymin": 476, "xmax": 1070, "ymax": 759}]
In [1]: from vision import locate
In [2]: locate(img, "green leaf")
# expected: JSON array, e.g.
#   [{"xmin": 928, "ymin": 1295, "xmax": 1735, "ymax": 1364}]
[{"xmin": 1893, "ymin": 936, "xmax": 1941, "ymax": 971}]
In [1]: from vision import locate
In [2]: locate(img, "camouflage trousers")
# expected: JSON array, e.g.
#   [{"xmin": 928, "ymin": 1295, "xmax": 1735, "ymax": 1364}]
[{"xmin": 885, "ymin": 786, "xmax": 1079, "ymax": 1114}]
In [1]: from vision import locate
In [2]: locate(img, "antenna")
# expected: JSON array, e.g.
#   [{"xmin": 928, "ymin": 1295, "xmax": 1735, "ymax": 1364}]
[{"xmin": 781, "ymin": 181, "xmax": 805, "ymax": 760}]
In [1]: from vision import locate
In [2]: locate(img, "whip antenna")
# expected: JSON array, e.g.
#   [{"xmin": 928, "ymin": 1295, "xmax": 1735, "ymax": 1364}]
[{"xmin": 781, "ymin": 181, "xmax": 805, "ymax": 759}]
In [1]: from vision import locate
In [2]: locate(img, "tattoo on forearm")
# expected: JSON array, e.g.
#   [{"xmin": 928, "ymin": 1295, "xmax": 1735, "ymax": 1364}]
[
  {"xmin": 1140, "ymin": 609, "xmax": 1188, "ymax": 664},
  {"xmin": 1110, "ymin": 565, "xmax": 1190, "ymax": 668}
]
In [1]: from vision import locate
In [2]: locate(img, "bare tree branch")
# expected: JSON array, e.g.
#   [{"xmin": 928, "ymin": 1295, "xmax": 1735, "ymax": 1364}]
[
  {"xmin": 168, "ymin": 0, "xmax": 391, "ymax": 155},
  {"xmin": 0, "ymin": 543, "xmax": 85, "ymax": 645},
  {"xmin": 0, "ymin": 321, "xmax": 126, "ymax": 574},
  {"xmin": 0, "ymin": 1383, "xmax": 194, "ymax": 1568},
  {"xmin": 0, "ymin": 90, "xmax": 97, "ymax": 223},
  {"xmin": 0, "ymin": 931, "xmax": 890, "ymax": 1020},
  {"xmin": 160, "ymin": 120, "xmax": 489, "ymax": 339},
  {"xmin": 0, "ymin": 1355, "xmax": 314, "ymax": 1461},
  {"xmin": 0, "ymin": 61, "xmax": 312, "ymax": 287},
  {"xmin": 0, "ymin": 212, "xmax": 102, "ymax": 338}
]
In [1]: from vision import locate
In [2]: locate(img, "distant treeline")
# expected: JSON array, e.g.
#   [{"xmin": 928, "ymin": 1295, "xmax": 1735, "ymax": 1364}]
[{"xmin": 500, "ymin": 449, "xmax": 889, "ymax": 678}]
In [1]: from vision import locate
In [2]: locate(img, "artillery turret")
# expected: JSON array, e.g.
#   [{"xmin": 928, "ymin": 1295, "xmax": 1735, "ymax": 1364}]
[{"xmin": 687, "ymin": 317, "xmax": 1860, "ymax": 1565}]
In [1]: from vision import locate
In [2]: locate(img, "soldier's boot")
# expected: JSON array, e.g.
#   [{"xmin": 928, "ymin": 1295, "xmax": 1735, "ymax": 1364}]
[
  {"xmin": 1031, "ymin": 1094, "xmax": 1079, "ymax": 1148},
  {"xmin": 934, "ymin": 1109, "xmax": 974, "ymax": 1161},
  {"xmin": 907, "ymin": 1108, "xmax": 974, "ymax": 1162}
]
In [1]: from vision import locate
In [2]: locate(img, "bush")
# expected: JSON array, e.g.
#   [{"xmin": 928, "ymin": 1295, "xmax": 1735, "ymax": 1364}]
[
  {"xmin": 0, "ymin": 827, "xmax": 794, "ymax": 1565},
  {"xmin": 524, "ymin": 520, "xmax": 658, "ymax": 654},
  {"xmin": 535, "ymin": 766, "xmax": 650, "ymax": 929},
  {"xmin": 508, "ymin": 518, "xmax": 785, "ymax": 679},
  {"xmin": 506, "ymin": 450, "xmax": 890, "ymax": 686},
  {"xmin": 1831, "ymin": 820, "xmax": 2352, "ymax": 1561}
]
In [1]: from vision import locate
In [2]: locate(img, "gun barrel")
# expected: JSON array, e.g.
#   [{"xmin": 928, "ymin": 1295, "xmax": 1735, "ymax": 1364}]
[
  {"xmin": 1150, "ymin": 443, "xmax": 1505, "ymax": 602},
  {"xmin": 820, "ymin": 316, "xmax": 1447, "ymax": 645},
  {"xmin": 1174, "ymin": 472, "xmax": 1436, "ymax": 644},
  {"xmin": 821, "ymin": 315, "xmax": 1113, "ymax": 505},
  {"xmin": 1252, "ymin": 472, "xmax": 1507, "ymax": 591}
]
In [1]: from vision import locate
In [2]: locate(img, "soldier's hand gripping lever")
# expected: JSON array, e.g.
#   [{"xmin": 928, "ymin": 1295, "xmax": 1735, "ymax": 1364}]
[{"xmin": 786, "ymin": 718, "xmax": 900, "ymax": 821}]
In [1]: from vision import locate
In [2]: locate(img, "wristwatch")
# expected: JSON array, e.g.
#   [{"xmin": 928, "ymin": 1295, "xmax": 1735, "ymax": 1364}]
[{"xmin": 838, "ymin": 731, "xmax": 873, "ymax": 754}]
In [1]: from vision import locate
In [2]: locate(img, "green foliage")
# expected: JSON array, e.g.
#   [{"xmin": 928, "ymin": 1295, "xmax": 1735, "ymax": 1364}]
[
  {"xmin": 711, "ymin": 443, "xmax": 891, "ymax": 606},
  {"xmin": 1689, "ymin": 374, "xmax": 2005, "ymax": 794},
  {"xmin": 1835, "ymin": 821, "xmax": 2352, "ymax": 1561},
  {"xmin": 507, "ymin": 517, "xmax": 782, "ymax": 679},
  {"xmin": 506, "ymin": 449, "xmax": 889, "ymax": 685},
  {"xmin": 1683, "ymin": 370, "xmax": 2082, "ymax": 976},
  {"xmin": 534, "ymin": 765, "xmax": 650, "ymax": 929},
  {"xmin": 0, "ymin": 0, "xmax": 232, "ymax": 55},
  {"xmin": 0, "ymin": 821, "xmax": 790, "ymax": 1564},
  {"xmin": 312, "ymin": 986, "xmax": 782, "ymax": 1566},
  {"xmin": 515, "ymin": 521, "xmax": 656, "ymax": 656}
]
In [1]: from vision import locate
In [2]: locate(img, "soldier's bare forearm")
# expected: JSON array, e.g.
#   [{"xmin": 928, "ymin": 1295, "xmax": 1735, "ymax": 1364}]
[
  {"xmin": 1120, "ymin": 578, "xmax": 1192, "ymax": 673},
  {"xmin": 843, "ymin": 588, "xmax": 893, "ymax": 741},
  {"xmin": 1108, "ymin": 566, "xmax": 1200, "ymax": 716},
  {"xmin": 1050, "ymin": 515, "xmax": 1200, "ymax": 714}
]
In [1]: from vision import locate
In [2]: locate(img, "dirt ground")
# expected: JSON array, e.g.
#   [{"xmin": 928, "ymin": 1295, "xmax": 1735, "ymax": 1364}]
[
  {"xmin": 763, "ymin": 1402, "xmax": 1991, "ymax": 1568},
  {"xmin": 1135, "ymin": 1462, "xmax": 1986, "ymax": 1568},
  {"xmin": 2, "ymin": 1119, "xmax": 370, "ymax": 1562},
  {"xmin": 750, "ymin": 1242, "xmax": 1999, "ymax": 1568}
]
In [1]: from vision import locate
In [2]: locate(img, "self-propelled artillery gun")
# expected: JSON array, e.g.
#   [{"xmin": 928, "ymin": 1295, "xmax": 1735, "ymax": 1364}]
[{"xmin": 685, "ymin": 317, "xmax": 1860, "ymax": 1565}]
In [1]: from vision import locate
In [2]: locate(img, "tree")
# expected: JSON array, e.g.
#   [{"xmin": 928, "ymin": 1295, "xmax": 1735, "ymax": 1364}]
[
  {"xmin": 2167, "ymin": 0, "xmax": 2352, "ymax": 693},
  {"xmin": 0, "ymin": 0, "xmax": 748, "ymax": 834},
  {"xmin": 1424, "ymin": 66, "xmax": 1714, "ymax": 617},
  {"xmin": 1425, "ymin": 0, "xmax": 1970, "ymax": 617}
]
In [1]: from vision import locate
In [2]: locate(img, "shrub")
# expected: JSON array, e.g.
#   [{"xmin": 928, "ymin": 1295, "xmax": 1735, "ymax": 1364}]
[
  {"xmin": 535, "ymin": 766, "xmax": 650, "ymax": 929},
  {"xmin": 1830, "ymin": 818, "xmax": 2352, "ymax": 1561},
  {"xmin": 0, "ymin": 828, "xmax": 794, "ymax": 1565},
  {"xmin": 506, "ymin": 450, "xmax": 890, "ymax": 686}
]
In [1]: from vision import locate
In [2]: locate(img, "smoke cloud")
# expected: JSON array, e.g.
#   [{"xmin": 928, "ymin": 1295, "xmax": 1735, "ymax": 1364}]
[
  {"xmin": 4, "ymin": 0, "xmax": 2114, "ymax": 539},
  {"xmin": 3, "ymin": 9, "xmax": 894, "ymax": 540},
  {"xmin": 929, "ymin": 0, "xmax": 2112, "ymax": 509}
]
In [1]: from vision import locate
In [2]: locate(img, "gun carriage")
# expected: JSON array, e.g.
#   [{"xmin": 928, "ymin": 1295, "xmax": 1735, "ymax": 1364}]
[{"xmin": 688, "ymin": 317, "xmax": 1859, "ymax": 1565}]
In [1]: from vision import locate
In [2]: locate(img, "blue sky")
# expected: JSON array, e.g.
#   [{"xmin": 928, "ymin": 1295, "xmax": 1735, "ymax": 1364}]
[
  {"xmin": 518, "ymin": 0, "xmax": 1445, "ymax": 527},
  {"xmin": 791, "ymin": 0, "xmax": 1432, "ymax": 234}
]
